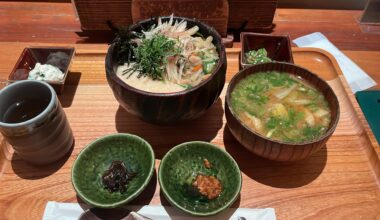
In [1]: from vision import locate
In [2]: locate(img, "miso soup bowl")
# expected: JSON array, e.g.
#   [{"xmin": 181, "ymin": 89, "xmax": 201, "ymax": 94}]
[
  {"xmin": 106, "ymin": 16, "xmax": 226, "ymax": 124},
  {"xmin": 225, "ymin": 62, "xmax": 340, "ymax": 161}
]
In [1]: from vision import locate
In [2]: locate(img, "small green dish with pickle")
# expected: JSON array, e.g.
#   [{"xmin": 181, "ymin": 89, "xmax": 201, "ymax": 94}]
[
  {"xmin": 158, "ymin": 141, "xmax": 242, "ymax": 216},
  {"xmin": 71, "ymin": 133, "xmax": 155, "ymax": 208}
]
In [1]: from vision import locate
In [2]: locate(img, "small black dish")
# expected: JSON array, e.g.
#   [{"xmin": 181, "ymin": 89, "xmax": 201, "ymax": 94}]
[{"xmin": 240, "ymin": 32, "xmax": 294, "ymax": 70}]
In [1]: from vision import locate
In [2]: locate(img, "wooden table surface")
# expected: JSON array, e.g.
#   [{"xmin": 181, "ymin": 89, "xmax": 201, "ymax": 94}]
[
  {"xmin": 0, "ymin": 2, "xmax": 380, "ymax": 50},
  {"xmin": 0, "ymin": 1, "xmax": 380, "ymax": 87},
  {"xmin": 0, "ymin": 2, "xmax": 380, "ymax": 219}
]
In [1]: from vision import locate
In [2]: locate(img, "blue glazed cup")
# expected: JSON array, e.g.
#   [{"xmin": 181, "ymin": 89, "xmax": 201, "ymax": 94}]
[{"xmin": 0, "ymin": 80, "xmax": 74, "ymax": 165}]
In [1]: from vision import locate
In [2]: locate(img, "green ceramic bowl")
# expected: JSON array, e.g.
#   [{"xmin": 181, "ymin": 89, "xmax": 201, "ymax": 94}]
[
  {"xmin": 71, "ymin": 133, "xmax": 155, "ymax": 208},
  {"xmin": 158, "ymin": 141, "xmax": 242, "ymax": 216}
]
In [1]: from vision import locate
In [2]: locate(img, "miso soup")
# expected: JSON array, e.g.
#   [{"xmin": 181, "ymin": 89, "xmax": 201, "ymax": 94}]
[{"xmin": 231, "ymin": 71, "xmax": 331, "ymax": 142}]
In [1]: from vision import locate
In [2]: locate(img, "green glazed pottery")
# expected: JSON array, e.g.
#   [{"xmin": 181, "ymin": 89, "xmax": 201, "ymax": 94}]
[
  {"xmin": 158, "ymin": 141, "xmax": 242, "ymax": 216},
  {"xmin": 71, "ymin": 133, "xmax": 155, "ymax": 208}
]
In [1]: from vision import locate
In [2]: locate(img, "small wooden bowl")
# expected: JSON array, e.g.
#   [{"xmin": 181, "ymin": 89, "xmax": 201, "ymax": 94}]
[
  {"xmin": 106, "ymin": 16, "xmax": 226, "ymax": 124},
  {"xmin": 225, "ymin": 62, "xmax": 340, "ymax": 161},
  {"xmin": 239, "ymin": 32, "xmax": 293, "ymax": 70},
  {"xmin": 8, "ymin": 47, "xmax": 75, "ymax": 94}
]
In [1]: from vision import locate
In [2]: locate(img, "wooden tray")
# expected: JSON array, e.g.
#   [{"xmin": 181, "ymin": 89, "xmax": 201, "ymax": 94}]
[{"xmin": 1, "ymin": 47, "xmax": 380, "ymax": 219}]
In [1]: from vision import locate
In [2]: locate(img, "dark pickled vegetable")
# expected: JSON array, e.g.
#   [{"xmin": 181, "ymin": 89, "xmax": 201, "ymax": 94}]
[{"xmin": 102, "ymin": 160, "xmax": 136, "ymax": 193}]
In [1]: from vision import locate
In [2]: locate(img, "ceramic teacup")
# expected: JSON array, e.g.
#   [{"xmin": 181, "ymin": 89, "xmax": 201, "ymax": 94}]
[{"xmin": 0, "ymin": 80, "xmax": 74, "ymax": 165}]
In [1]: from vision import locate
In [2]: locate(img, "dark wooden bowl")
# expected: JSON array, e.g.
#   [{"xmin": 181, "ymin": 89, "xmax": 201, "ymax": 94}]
[
  {"xmin": 106, "ymin": 16, "xmax": 226, "ymax": 124},
  {"xmin": 225, "ymin": 62, "xmax": 340, "ymax": 161},
  {"xmin": 239, "ymin": 32, "xmax": 294, "ymax": 70}
]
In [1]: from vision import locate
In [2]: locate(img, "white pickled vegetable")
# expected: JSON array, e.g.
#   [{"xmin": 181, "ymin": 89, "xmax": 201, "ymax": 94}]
[
  {"xmin": 313, "ymin": 108, "xmax": 329, "ymax": 118},
  {"xmin": 287, "ymin": 99, "xmax": 312, "ymax": 105},
  {"xmin": 243, "ymin": 112, "xmax": 263, "ymax": 132},
  {"xmin": 266, "ymin": 129, "xmax": 276, "ymax": 138},
  {"xmin": 304, "ymin": 108, "xmax": 315, "ymax": 126},
  {"xmin": 28, "ymin": 63, "xmax": 64, "ymax": 81},
  {"xmin": 272, "ymin": 84, "xmax": 297, "ymax": 100}
]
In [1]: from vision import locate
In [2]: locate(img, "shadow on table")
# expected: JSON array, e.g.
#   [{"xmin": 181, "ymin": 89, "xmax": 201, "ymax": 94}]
[
  {"xmin": 76, "ymin": 30, "xmax": 115, "ymax": 44},
  {"xmin": 11, "ymin": 141, "xmax": 74, "ymax": 179},
  {"xmin": 223, "ymin": 126, "xmax": 328, "ymax": 188},
  {"xmin": 115, "ymin": 98, "xmax": 224, "ymax": 159},
  {"xmin": 58, "ymin": 71, "xmax": 82, "ymax": 108},
  {"xmin": 160, "ymin": 190, "xmax": 241, "ymax": 219},
  {"xmin": 130, "ymin": 169, "xmax": 157, "ymax": 205}
]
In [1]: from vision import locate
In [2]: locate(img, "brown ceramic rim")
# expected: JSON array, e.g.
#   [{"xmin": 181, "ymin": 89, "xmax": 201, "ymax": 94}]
[
  {"xmin": 225, "ymin": 61, "xmax": 340, "ymax": 146},
  {"xmin": 106, "ymin": 16, "xmax": 226, "ymax": 98}
]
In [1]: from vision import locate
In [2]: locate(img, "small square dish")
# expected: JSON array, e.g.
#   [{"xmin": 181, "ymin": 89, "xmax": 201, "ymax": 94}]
[
  {"xmin": 240, "ymin": 32, "xmax": 294, "ymax": 69},
  {"xmin": 8, "ymin": 47, "xmax": 75, "ymax": 94}
]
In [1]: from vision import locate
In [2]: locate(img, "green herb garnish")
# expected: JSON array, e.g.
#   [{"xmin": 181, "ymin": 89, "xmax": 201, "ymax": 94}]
[
  {"xmin": 245, "ymin": 48, "xmax": 272, "ymax": 65},
  {"xmin": 125, "ymin": 34, "xmax": 181, "ymax": 80},
  {"xmin": 113, "ymin": 27, "xmax": 140, "ymax": 65},
  {"xmin": 202, "ymin": 60, "xmax": 217, "ymax": 74},
  {"xmin": 303, "ymin": 126, "xmax": 326, "ymax": 140}
]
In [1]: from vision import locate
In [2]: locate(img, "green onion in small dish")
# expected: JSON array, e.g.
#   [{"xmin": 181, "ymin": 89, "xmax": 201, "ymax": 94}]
[{"xmin": 245, "ymin": 48, "xmax": 272, "ymax": 65}]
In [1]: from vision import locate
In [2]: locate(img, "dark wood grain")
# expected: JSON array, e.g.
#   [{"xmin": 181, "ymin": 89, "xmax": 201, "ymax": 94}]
[
  {"xmin": 131, "ymin": 0, "xmax": 229, "ymax": 36},
  {"xmin": 228, "ymin": 0, "xmax": 277, "ymax": 29},
  {"xmin": 1, "ymin": 2, "xmax": 380, "ymax": 51},
  {"xmin": 72, "ymin": 0, "xmax": 133, "ymax": 30}
]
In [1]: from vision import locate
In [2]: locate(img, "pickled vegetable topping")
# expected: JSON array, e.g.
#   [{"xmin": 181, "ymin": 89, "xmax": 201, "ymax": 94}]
[
  {"xmin": 203, "ymin": 158, "xmax": 212, "ymax": 169},
  {"xmin": 245, "ymin": 48, "xmax": 272, "ymax": 65},
  {"xmin": 192, "ymin": 174, "xmax": 222, "ymax": 200},
  {"xmin": 102, "ymin": 160, "xmax": 136, "ymax": 193}
]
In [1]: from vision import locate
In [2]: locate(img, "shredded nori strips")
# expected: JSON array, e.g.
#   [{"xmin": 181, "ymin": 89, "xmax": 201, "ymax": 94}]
[{"xmin": 102, "ymin": 160, "xmax": 136, "ymax": 193}]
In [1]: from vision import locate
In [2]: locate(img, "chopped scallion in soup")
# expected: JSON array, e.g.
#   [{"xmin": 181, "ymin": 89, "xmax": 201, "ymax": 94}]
[{"xmin": 231, "ymin": 71, "xmax": 331, "ymax": 142}]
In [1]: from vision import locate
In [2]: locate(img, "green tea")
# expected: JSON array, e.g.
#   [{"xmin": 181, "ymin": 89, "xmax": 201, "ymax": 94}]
[
  {"xmin": 2, "ymin": 99, "xmax": 49, "ymax": 123},
  {"xmin": 231, "ymin": 71, "xmax": 331, "ymax": 142}
]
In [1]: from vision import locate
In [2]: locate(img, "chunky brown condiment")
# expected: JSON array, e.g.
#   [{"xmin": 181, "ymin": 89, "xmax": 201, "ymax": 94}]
[
  {"xmin": 204, "ymin": 159, "xmax": 212, "ymax": 169},
  {"xmin": 102, "ymin": 160, "xmax": 136, "ymax": 193},
  {"xmin": 192, "ymin": 174, "xmax": 222, "ymax": 200}
]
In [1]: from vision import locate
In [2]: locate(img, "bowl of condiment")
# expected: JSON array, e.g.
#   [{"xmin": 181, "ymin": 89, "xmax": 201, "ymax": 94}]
[
  {"xmin": 239, "ymin": 32, "xmax": 293, "ymax": 70},
  {"xmin": 225, "ymin": 62, "xmax": 340, "ymax": 161},
  {"xmin": 71, "ymin": 133, "xmax": 155, "ymax": 208},
  {"xmin": 158, "ymin": 141, "xmax": 242, "ymax": 216},
  {"xmin": 105, "ymin": 15, "xmax": 226, "ymax": 124},
  {"xmin": 8, "ymin": 47, "xmax": 75, "ymax": 94}
]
